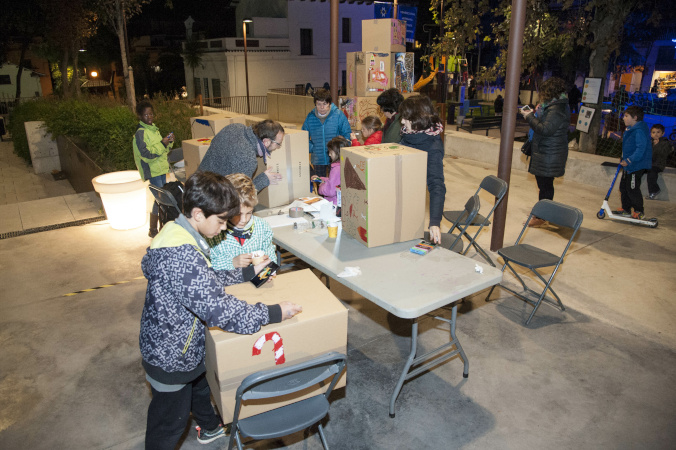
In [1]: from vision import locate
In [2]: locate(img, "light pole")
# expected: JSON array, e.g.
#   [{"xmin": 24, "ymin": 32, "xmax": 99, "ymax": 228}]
[{"xmin": 243, "ymin": 18, "xmax": 252, "ymax": 115}]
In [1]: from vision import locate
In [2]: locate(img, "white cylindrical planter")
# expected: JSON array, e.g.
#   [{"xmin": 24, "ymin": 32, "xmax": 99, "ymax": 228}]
[{"xmin": 92, "ymin": 171, "xmax": 148, "ymax": 230}]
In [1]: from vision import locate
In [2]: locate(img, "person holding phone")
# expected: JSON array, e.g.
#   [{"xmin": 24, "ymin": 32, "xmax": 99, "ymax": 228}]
[{"xmin": 519, "ymin": 77, "xmax": 571, "ymax": 227}]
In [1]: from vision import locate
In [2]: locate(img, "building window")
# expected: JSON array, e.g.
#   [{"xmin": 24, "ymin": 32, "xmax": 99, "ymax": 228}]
[
  {"xmin": 342, "ymin": 18, "xmax": 351, "ymax": 43},
  {"xmin": 203, "ymin": 78, "xmax": 210, "ymax": 99},
  {"xmin": 194, "ymin": 78, "xmax": 201, "ymax": 98},
  {"xmin": 212, "ymin": 79, "xmax": 221, "ymax": 104},
  {"xmin": 341, "ymin": 70, "xmax": 346, "ymax": 95},
  {"xmin": 0, "ymin": 75, "xmax": 11, "ymax": 85},
  {"xmin": 300, "ymin": 29, "xmax": 313, "ymax": 55}
]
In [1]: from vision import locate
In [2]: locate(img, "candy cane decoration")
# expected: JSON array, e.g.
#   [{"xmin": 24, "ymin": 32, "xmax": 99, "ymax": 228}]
[{"xmin": 252, "ymin": 332, "xmax": 285, "ymax": 365}]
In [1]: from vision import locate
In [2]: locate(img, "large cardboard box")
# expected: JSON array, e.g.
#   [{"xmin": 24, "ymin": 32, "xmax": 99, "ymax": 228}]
[
  {"xmin": 205, "ymin": 269, "xmax": 348, "ymax": 421},
  {"xmin": 182, "ymin": 138, "xmax": 212, "ymax": 178},
  {"xmin": 339, "ymin": 96, "xmax": 386, "ymax": 130},
  {"xmin": 345, "ymin": 52, "xmax": 366, "ymax": 97},
  {"xmin": 190, "ymin": 114, "xmax": 233, "ymax": 139},
  {"xmin": 362, "ymin": 19, "xmax": 406, "ymax": 53},
  {"xmin": 254, "ymin": 128, "xmax": 311, "ymax": 208},
  {"xmin": 364, "ymin": 52, "xmax": 394, "ymax": 96},
  {"xmin": 394, "ymin": 52, "xmax": 415, "ymax": 94},
  {"xmin": 341, "ymin": 143, "xmax": 427, "ymax": 247}
]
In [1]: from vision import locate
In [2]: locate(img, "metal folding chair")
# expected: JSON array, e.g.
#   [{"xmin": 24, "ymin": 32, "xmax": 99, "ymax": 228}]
[
  {"xmin": 485, "ymin": 200, "xmax": 583, "ymax": 325},
  {"xmin": 427, "ymin": 194, "xmax": 481, "ymax": 254},
  {"xmin": 442, "ymin": 175, "xmax": 508, "ymax": 266},
  {"xmin": 148, "ymin": 184, "xmax": 182, "ymax": 225},
  {"xmin": 228, "ymin": 352, "xmax": 347, "ymax": 450}
]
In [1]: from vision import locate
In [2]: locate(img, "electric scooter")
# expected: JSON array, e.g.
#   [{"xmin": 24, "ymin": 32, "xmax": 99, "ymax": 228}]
[{"xmin": 596, "ymin": 164, "xmax": 658, "ymax": 228}]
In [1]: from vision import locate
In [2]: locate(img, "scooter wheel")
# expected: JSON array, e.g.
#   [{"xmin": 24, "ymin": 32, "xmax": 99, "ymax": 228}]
[{"xmin": 597, "ymin": 210, "xmax": 605, "ymax": 219}]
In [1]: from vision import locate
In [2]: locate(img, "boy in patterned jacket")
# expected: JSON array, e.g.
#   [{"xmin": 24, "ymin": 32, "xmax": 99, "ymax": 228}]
[
  {"xmin": 139, "ymin": 171, "xmax": 302, "ymax": 448},
  {"xmin": 208, "ymin": 173, "xmax": 277, "ymax": 270}
]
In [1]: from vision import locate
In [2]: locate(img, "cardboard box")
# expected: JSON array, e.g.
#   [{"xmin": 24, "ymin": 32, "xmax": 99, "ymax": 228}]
[
  {"xmin": 362, "ymin": 19, "xmax": 406, "ymax": 53},
  {"xmin": 190, "ymin": 114, "xmax": 233, "ymax": 139},
  {"xmin": 341, "ymin": 143, "xmax": 427, "ymax": 247},
  {"xmin": 182, "ymin": 138, "xmax": 213, "ymax": 179},
  {"xmin": 364, "ymin": 52, "xmax": 394, "ymax": 96},
  {"xmin": 254, "ymin": 128, "xmax": 312, "ymax": 208},
  {"xmin": 339, "ymin": 96, "xmax": 386, "ymax": 130},
  {"xmin": 394, "ymin": 53, "xmax": 415, "ymax": 94},
  {"xmin": 345, "ymin": 52, "xmax": 366, "ymax": 97},
  {"xmin": 205, "ymin": 269, "xmax": 348, "ymax": 421}
]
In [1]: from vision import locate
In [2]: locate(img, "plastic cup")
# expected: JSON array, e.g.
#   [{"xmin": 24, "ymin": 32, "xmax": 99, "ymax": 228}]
[
  {"xmin": 251, "ymin": 250, "xmax": 265, "ymax": 265},
  {"xmin": 327, "ymin": 221, "xmax": 339, "ymax": 239}
]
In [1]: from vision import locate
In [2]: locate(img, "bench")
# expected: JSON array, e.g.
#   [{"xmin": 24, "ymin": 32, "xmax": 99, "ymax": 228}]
[{"xmin": 456, "ymin": 116, "xmax": 503, "ymax": 136}]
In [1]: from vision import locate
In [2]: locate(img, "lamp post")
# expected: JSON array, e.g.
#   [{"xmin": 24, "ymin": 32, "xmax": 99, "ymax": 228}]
[{"xmin": 243, "ymin": 18, "xmax": 253, "ymax": 115}]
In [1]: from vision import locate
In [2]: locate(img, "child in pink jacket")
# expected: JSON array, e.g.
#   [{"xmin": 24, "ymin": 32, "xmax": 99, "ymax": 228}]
[{"xmin": 311, "ymin": 136, "xmax": 350, "ymax": 205}]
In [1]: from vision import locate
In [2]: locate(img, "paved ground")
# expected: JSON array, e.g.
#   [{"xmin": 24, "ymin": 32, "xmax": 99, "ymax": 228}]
[{"xmin": 0, "ymin": 136, "xmax": 675, "ymax": 450}]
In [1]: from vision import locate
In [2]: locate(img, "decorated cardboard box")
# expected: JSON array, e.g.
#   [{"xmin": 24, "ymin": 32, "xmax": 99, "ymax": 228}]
[
  {"xmin": 361, "ymin": 19, "xmax": 406, "ymax": 53},
  {"xmin": 345, "ymin": 52, "xmax": 366, "ymax": 97},
  {"xmin": 182, "ymin": 138, "xmax": 213, "ymax": 179},
  {"xmin": 338, "ymin": 96, "xmax": 387, "ymax": 130},
  {"xmin": 190, "ymin": 114, "xmax": 233, "ymax": 139},
  {"xmin": 254, "ymin": 128, "xmax": 312, "ymax": 208},
  {"xmin": 341, "ymin": 143, "xmax": 427, "ymax": 247},
  {"xmin": 363, "ymin": 52, "xmax": 394, "ymax": 96},
  {"xmin": 394, "ymin": 52, "xmax": 415, "ymax": 94},
  {"xmin": 205, "ymin": 269, "xmax": 348, "ymax": 421}
]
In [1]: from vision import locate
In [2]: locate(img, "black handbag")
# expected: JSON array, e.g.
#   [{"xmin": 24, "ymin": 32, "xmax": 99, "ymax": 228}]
[{"xmin": 521, "ymin": 140, "xmax": 532, "ymax": 157}]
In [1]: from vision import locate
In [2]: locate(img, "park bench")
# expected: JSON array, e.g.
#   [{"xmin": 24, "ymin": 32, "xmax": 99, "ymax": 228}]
[{"xmin": 456, "ymin": 116, "xmax": 503, "ymax": 136}]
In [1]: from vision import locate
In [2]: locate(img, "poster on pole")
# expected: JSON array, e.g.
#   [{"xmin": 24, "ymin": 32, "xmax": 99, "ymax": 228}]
[
  {"xmin": 374, "ymin": 2, "xmax": 418, "ymax": 43},
  {"xmin": 582, "ymin": 78, "xmax": 602, "ymax": 104},
  {"xmin": 576, "ymin": 106, "xmax": 596, "ymax": 133}
]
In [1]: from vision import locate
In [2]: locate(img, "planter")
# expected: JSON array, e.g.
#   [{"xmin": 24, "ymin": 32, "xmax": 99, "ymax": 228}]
[{"xmin": 92, "ymin": 171, "xmax": 148, "ymax": 230}]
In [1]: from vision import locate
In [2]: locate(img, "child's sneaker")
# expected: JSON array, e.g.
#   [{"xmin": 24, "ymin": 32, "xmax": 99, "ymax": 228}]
[
  {"xmin": 631, "ymin": 211, "xmax": 645, "ymax": 220},
  {"xmin": 196, "ymin": 424, "xmax": 229, "ymax": 444},
  {"xmin": 611, "ymin": 208, "xmax": 630, "ymax": 216},
  {"xmin": 646, "ymin": 191, "xmax": 660, "ymax": 200}
]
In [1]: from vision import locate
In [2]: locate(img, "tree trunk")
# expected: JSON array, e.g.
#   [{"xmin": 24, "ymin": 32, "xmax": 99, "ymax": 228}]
[
  {"xmin": 61, "ymin": 49, "xmax": 70, "ymax": 98},
  {"xmin": 72, "ymin": 45, "xmax": 81, "ymax": 98},
  {"xmin": 14, "ymin": 40, "xmax": 29, "ymax": 102},
  {"xmin": 115, "ymin": 0, "xmax": 135, "ymax": 111}
]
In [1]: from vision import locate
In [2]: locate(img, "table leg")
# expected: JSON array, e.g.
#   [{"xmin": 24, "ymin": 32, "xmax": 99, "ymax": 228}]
[{"xmin": 388, "ymin": 304, "xmax": 469, "ymax": 418}]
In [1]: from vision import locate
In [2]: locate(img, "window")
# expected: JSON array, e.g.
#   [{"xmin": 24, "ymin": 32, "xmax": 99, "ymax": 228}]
[
  {"xmin": 212, "ymin": 79, "xmax": 221, "ymax": 104},
  {"xmin": 300, "ymin": 29, "xmax": 313, "ymax": 55},
  {"xmin": 0, "ymin": 75, "xmax": 11, "ymax": 85},
  {"xmin": 342, "ymin": 18, "xmax": 351, "ymax": 43},
  {"xmin": 203, "ymin": 78, "xmax": 210, "ymax": 100},
  {"xmin": 194, "ymin": 78, "xmax": 201, "ymax": 97},
  {"xmin": 341, "ymin": 70, "xmax": 346, "ymax": 95}
]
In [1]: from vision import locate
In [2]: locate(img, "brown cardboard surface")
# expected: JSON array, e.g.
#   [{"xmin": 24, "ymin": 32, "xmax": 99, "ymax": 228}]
[
  {"xmin": 364, "ymin": 52, "xmax": 394, "ymax": 96},
  {"xmin": 190, "ymin": 115, "xmax": 233, "ymax": 139},
  {"xmin": 205, "ymin": 269, "xmax": 348, "ymax": 420},
  {"xmin": 254, "ymin": 128, "xmax": 312, "ymax": 208},
  {"xmin": 345, "ymin": 52, "xmax": 365, "ymax": 97},
  {"xmin": 341, "ymin": 143, "xmax": 427, "ymax": 247},
  {"xmin": 182, "ymin": 138, "xmax": 212, "ymax": 179},
  {"xmin": 361, "ymin": 19, "xmax": 406, "ymax": 53},
  {"xmin": 339, "ymin": 96, "xmax": 386, "ymax": 130}
]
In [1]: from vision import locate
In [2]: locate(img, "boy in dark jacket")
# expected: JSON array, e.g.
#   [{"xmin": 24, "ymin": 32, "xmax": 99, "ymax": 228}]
[
  {"xmin": 615, "ymin": 106, "xmax": 652, "ymax": 219},
  {"xmin": 646, "ymin": 123, "xmax": 672, "ymax": 200},
  {"xmin": 140, "ymin": 171, "xmax": 302, "ymax": 448}
]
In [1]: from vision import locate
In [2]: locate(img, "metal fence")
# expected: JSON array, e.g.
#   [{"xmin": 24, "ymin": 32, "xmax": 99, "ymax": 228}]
[
  {"xmin": 0, "ymin": 95, "xmax": 38, "ymax": 116},
  {"xmin": 198, "ymin": 95, "xmax": 268, "ymax": 115}
]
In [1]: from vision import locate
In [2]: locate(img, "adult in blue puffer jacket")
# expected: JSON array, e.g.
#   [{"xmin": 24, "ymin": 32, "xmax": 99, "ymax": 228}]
[
  {"xmin": 616, "ymin": 106, "xmax": 652, "ymax": 219},
  {"xmin": 302, "ymin": 89, "xmax": 351, "ymax": 178}
]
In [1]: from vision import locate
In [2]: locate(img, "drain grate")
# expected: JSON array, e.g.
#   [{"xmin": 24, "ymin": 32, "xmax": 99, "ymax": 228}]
[{"xmin": 0, "ymin": 216, "xmax": 107, "ymax": 240}]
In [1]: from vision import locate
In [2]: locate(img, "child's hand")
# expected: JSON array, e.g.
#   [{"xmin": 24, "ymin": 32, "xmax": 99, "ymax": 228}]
[
  {"xmin": 311, "ymin": 175, "xmax": 323, "ymax": 183},
  {"xmin": 428, "ymin": 226, "xmax": 441, "ymax": 245},
  {"xmin": 253, "ymin": 256, "xmax": 271, "ymax": 274},
  {"xmin": 279, "ymin": 302, "xmax": 303, "ymax": 320},
  {"xmin": 167, "ymin": 132, "xmax": 175, "ymax": 143},
  {"xmin": 232, "ymin": 253, "xmax": 253, "ymax": 268},
  {"xmin": 265, "ymin": 168, "xmax": 282, "ymax": 185},
  {"xmin": 350, "ymin": 132, "xmax": 357, "ymax": 140}
]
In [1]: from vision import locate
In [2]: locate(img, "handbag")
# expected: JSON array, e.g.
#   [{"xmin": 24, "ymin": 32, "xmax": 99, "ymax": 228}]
[{"xmin": 521, "ymin": 139, "xmax": 532, "ymax": 157}]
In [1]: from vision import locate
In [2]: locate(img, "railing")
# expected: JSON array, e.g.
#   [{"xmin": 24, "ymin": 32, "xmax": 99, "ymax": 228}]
[
  {"xmin": 194, "ymin": 95, "xmax": 268, "ymax": 115},
  {"xmin": 0, "ymin": 95, "xmax": 39, "ymax": 115}
]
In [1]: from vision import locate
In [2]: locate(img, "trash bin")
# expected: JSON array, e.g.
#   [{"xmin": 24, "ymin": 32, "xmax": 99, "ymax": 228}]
[{"xmin": 92, "ymin": 171, "xmax": 148, "ymax": 230}]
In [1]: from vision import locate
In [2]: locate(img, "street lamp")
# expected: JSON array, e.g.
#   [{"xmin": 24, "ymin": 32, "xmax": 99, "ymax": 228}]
[{"xmin": 243, "ymin": 18, "xmax": 253, "ymax": 115}]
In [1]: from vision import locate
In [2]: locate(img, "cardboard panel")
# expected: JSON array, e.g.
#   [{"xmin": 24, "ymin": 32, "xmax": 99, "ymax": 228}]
[
  {"xmin": 190, "ymin": 115, "xmax": 233, "ymax": 139},
  {"xmin": 341, "ymin": 143, "xmax": 427, "ymax": 247},
  {"xmin": 182, "ymin": 138, "xmax": 212, "ymax": 179},
  {"xmin": 205, "ymin": 269, "xmax": 348, "ymax": 420},
  {"xmin": 346, "ymin": 52, "xmax": 366, "ymax": 97},
  {"xmin": 394, "ymin": 53, "xmax": 415, "ymax": 94},
  {"xmin": 339, "ymin": 96, "xmax": 387, "ymax": 130},
  {"xmin": 254, "ymin": 128, "xmax": 312, "ymax": 208},
  {"xmin": 361, "ymin": 19, "xmax": 406, "ymax": 53},
  {"xmin": 364, "ymin": 52, "xmax": 394, "ymax": 96}
]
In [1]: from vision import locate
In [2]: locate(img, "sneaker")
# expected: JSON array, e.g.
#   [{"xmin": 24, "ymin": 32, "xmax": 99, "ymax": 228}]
[
  {"xmin": 646, "ymin": 191, "xmax": 660, "ymax": 200},
  {"xmin": 611, "ymin": 208, "xmax": 630, "ymax": 217},
  {"xmin": 148, "ymin": 228, "xmax": 158, "ymax": 238},
  {"xmin": 632, "ymin": 211, "xmax": 645, "ymax": 220},
  {"xmin": 196, "ymin": 424, "xmax": 229, "ymax": 444}
]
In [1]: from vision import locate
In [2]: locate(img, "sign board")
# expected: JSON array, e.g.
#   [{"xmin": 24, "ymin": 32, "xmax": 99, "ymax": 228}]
[
  {"xmin": 576, "ymin": 106, "xmax": 596, "ymax": 133},
  {"xmin": 582, "ymin": 77, "xmax": 602, "ymax": 104},
  {"xmin": 374, "ymin": 2, "xmax": 417, "ymax": 44}
]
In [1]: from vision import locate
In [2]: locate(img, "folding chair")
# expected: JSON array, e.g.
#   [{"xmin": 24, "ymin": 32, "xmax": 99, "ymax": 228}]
[
  {"xmin": 426, "ymin": 194, "xmax": 481, "ymax": 254},
  {"xmin": 148, "ymin": 184, "xmax": 182, "ymax": 228},
  {"xmin": 442, "ymin": 175, "xmax": 508, "ymax": 266},
  {"xmin": 228, "ymin": 352, "xmax": 347, "ymax": 450},
  {"xmin": 485, "ymin": 200, "xmax": 583, "ymax": 325}
]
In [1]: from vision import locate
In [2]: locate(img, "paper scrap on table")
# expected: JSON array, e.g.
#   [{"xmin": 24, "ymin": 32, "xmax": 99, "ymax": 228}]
[
  {"xmin": 263, "ymin": 215, "xmax": 308, "ymax": 229},
  {"xmin": 475, "ymin": 264, "xmax": 483, "ymax": 274},
  {"xmin": 337, "ymin": 266, "xmax": 361, "ymax": 278}
]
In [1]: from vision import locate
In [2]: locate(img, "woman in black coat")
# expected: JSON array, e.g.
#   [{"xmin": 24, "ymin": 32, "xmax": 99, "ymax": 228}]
[{"xmin": 520, "ymin": 77, "xmax": 571, "ymax": 227}]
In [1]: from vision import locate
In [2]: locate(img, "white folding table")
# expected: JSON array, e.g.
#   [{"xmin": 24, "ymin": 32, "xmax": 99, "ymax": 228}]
[{"xmin": 269, "ymin": 222, "xmax": 502, "ymax": 417}]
